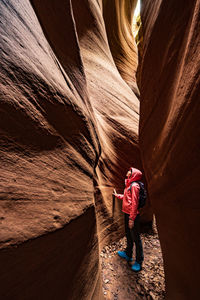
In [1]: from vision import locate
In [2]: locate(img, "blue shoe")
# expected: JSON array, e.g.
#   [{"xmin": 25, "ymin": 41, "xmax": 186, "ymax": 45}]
[
  {"xmin": 117, "ymin": 251, "xmax": 133, "ymax": 262},
  {"xmin": 131, "ymin": 261, "xmax": 142, "ymax": 272}
]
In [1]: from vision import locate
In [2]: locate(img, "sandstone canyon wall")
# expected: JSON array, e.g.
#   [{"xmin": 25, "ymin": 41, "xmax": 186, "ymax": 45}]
[
  {"xmin": 139, "ymin": 0, "xmax": 200, "ymax": 299},
  {"xmin": 103, "ymin": 0, "xmax": 140, "ymax": 97},
  {"xmin": 0, "ymin": 0, "xmax": 144, "ymax": 299}
]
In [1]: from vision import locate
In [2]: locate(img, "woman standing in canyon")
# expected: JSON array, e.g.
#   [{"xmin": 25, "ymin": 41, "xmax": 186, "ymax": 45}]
[{"xmin": 113, "ymin": 167, "xmax": 144, "ymax": 272}]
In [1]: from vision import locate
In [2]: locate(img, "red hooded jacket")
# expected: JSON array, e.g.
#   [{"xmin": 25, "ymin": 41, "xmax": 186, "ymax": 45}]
[{"xmin": 116, "ymin": 167, "xmax": 142, "ymax": 221}]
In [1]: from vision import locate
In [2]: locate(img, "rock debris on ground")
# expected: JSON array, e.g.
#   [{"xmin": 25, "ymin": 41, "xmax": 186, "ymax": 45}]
[{"xmin": 101, "ymin": 221, "xmax": 165, "ymax": 299}]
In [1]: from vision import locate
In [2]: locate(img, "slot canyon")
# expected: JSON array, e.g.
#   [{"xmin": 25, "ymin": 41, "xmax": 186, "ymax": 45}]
[{"xmin": 0, "ymin": 0, "xmax": 199, "ymax": 299}]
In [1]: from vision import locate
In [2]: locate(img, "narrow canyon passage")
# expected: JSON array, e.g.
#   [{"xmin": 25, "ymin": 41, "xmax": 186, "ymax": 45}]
[
  {"xmin": 99, "ymin": 3, "xmax": 166, "ymax": 298},
  {"xmin": 0, "ymin": 0, "xmax": 199, "ymax": 299}
]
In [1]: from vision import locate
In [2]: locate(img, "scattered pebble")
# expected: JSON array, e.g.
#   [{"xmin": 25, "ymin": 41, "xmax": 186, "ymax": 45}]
[
  {"xmin": 104, "ymin": 279, "xmax": 110, "ymax": 284},
  {"xmin": 101, "ymin": 219, "xmax": 165, "ymax": 299}
]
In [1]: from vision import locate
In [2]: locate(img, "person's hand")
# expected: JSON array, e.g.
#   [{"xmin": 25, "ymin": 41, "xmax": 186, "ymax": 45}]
[
  {"xmin": 129, "ymin": 219, "xmax": 134, "ymax": 229},
  {"xmin": 112, "ymin": 188, "xmax": 117, "ymax": 196}
]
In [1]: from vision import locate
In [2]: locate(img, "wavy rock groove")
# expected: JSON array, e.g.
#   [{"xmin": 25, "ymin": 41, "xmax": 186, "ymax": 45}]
[{"xmin": 0, "ymin": 0, "xmax": 144, "ymax": 299}]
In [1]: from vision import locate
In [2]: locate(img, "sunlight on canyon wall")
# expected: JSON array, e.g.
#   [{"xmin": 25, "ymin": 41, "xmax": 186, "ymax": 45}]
[
  {"xmin": 0, "ymin": 0, "xmax": 146, "ymax": 299},
  {"xmin": 103, "ymin": 0, "xmax": 140, "ymax": 97}
]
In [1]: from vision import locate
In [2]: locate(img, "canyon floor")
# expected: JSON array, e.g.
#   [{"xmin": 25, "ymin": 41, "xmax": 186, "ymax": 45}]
[{"xmin": 101, "ymin": 221, "xmax": 165, "ymax": 300}]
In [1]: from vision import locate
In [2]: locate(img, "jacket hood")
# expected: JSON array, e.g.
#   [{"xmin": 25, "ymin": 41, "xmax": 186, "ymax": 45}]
[{"xmin": 125, "ymin": 167, "xmax": 142, "ymax": 186}]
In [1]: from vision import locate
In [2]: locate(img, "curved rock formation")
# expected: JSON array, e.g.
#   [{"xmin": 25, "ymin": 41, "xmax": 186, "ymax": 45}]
[
  {"xmin": 0, "ymin": 1, "xmax": 101, "ymax": 298},
  {"xmin": 103, "ymin": 0, "xmax": 140, "ymax": 96},
  {"xmin": 0, "ymin": 0, "xmax": 145, "ymax": 299},
  {"xmin": 139, "ymin": 0, "xmax": 200, "ymax": 299}
]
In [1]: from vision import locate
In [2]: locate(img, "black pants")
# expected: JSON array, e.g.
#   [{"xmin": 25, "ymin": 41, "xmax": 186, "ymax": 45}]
[{"xmin": 125, "ymin": 213, "xmax": 144, "ymax": 264}]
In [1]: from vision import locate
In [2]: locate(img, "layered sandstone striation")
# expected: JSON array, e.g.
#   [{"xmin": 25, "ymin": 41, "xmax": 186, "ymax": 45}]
[
  {"xmin": 139, "ymin": 0, "xmax": 200, "ymax": 299},
  {"xmin": 103, "ymin": 0, "xmax": 140, "ymax": 97},
  {"xmin": 3, "ymin": 0, "xmax": 198, "ymax": 298},
  {"xmin": 0, "ymin": 0, "xmax": 144, "ymax": 299}
]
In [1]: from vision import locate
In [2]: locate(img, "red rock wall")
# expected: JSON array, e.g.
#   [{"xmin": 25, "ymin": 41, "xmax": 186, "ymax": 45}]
[
  {"xmin": 0, "ymin": 0, "xmax": 102, "ymax": 298},
  {"xmin": 139, "ymin": 0, "xmax": 200, "ymax": 298},
  {"xmin": 0, "ymin": 0, "xmax": 146, "ymax": 299}
]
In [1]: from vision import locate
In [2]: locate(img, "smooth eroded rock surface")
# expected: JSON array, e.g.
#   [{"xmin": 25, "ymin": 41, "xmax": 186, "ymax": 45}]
[
  {"xmin": 139, "ymin": 0, "xmax": 200, "ymax": 299},
  {"xmin": 103, "ymin": 0, "xmax": 140, "ymax": 96},
  {"xmin": 0, "ymin": 0, "xmax": 145, "ymax": 299}
]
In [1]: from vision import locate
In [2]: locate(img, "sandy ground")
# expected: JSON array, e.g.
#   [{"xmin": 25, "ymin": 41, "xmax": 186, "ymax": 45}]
[{"xmin": 101, "ymin": 221, "xmax": 165, "ymax": 300}]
